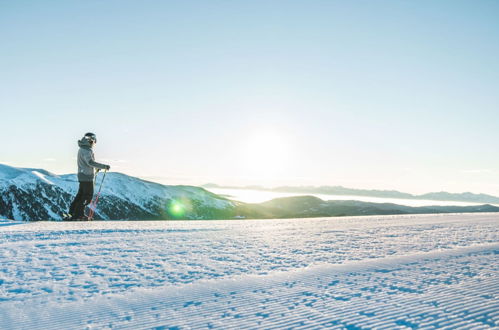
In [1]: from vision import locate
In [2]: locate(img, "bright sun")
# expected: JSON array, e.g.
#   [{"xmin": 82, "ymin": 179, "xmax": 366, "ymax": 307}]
[{"xmin": 241, "ymin": 130, "xmax": 290, "ymax": 179}]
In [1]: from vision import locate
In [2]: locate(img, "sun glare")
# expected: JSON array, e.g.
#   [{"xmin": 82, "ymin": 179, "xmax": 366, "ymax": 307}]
[{"xmin": 241, "ymin": 129, "xmax": 291, "ymax": 179}]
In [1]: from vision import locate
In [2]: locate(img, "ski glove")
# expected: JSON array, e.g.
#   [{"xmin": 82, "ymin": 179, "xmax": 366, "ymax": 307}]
[{"xmin": 105, "ymin": 165, "xmax": 111, "ymax": 171}]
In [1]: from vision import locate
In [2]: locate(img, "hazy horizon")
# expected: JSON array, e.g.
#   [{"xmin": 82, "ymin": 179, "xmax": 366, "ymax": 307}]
[
  {"xmin": 3, "ymin": 161, "xmax": 497, "ymax": 198},
  {"xmin": 2, "ymin": 1, "xmax": 499, "ymax": 195}
]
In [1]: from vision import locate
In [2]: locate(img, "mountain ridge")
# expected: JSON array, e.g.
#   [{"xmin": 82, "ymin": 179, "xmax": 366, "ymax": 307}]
[
  {"xmin": 0, "ymin": 164, "xmax": 236, "ymax": 221},
  {"xmin": 202, "ymin": 183, "xmax": 499, "ymax": 204}
]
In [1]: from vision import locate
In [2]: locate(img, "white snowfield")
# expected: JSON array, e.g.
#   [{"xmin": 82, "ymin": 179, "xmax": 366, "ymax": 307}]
[{"xmin": 0, "ymin": 213, "xmax": 497, "ymax": 329}]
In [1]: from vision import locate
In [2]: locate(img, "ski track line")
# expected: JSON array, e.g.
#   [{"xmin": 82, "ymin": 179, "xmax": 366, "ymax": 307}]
[
  {"xmin": 1, "ymin": 213, "xmax": 497, "ymax": 328},
  {"xmin": 1, "ymin": 244, "xmax": 497, "ymax": 329},
  {"xmin": 1, "ymin": 220, "xmax": 497, "ymax": 301}
]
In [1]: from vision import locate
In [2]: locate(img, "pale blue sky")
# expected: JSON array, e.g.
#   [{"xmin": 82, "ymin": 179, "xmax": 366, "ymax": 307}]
[{"xmin": 1, "ymin": 1, "xmax": 498, "ymax": 194}]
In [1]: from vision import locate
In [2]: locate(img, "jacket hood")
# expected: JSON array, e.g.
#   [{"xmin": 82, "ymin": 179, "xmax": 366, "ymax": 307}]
[{"xmin": 78, "ymin": 138, "xmax": 93, "ymax": 149}]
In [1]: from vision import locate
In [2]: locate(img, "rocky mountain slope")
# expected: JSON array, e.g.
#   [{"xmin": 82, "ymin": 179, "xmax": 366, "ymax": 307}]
[{"xmin": 0, "ymin": 164, "xmax": 236, "ymax": 221}]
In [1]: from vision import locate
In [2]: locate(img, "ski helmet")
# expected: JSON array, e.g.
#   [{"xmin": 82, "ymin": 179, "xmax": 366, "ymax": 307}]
[{"xmin": 84, "ymin": 132, "xmax": 97, "ymax": 144}]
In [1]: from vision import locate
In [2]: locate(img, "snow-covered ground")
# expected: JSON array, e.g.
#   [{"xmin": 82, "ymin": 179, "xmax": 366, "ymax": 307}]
[{"xmin": 1, "ymin": 213, "xmax": 497, "ymax": 329}]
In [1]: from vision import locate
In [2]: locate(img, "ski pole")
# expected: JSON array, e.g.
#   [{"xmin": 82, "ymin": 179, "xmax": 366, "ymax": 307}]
[{"xmin": 88, "ymin": 169, "xmax": 107, "ymax": 220}]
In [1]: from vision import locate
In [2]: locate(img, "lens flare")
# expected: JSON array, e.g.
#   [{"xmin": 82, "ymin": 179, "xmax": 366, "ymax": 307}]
[{"xmin": 168, "ymin": 200, "xmax": 186, "ymax": 218}]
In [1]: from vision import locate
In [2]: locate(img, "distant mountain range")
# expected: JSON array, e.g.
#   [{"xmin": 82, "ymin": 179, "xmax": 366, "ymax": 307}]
[
  {"xmin": 245, "ymin": 196, "xmax": 499, "ymax": 219},
  {"xmin": 1, "ymin": 164, "xmax": 498, "ymax": 221},
  {"xmin": 202, "ymin": 183, "xmax": 499, "ymax": 205}
]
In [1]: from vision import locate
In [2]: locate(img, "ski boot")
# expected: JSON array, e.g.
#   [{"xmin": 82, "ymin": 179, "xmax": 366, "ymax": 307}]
[{"xmin": 62, "ymin": 213, "xmax": 73, "ymax": 221}]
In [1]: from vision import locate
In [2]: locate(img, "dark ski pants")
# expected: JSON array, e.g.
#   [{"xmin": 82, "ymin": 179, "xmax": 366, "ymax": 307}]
[{"xmin": 69, "ymin": 181, "xmax": 94, "ymax": 219}]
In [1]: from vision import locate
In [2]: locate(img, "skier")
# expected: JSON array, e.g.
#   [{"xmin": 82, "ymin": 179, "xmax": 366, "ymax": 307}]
[{"xmin": 68, "ymin": 132, "xmax": 110, "ymax": 220}]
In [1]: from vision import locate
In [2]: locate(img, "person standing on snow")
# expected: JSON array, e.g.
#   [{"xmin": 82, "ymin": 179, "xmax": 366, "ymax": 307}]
[{"xmin": 68, "ymin": 132, "xmax": 110, "ymax": 220}]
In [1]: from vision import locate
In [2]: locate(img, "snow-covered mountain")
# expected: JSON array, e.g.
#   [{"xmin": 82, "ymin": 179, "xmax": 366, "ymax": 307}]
[{"xmin": 0, "ymin": 164, "xmax": 236, "ymax": 221}]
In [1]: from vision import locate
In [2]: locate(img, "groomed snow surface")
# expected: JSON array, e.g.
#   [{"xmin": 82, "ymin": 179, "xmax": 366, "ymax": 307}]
[{"xmin": 1, "ymin": 213, "xmax": 498, "ymax": 329}]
